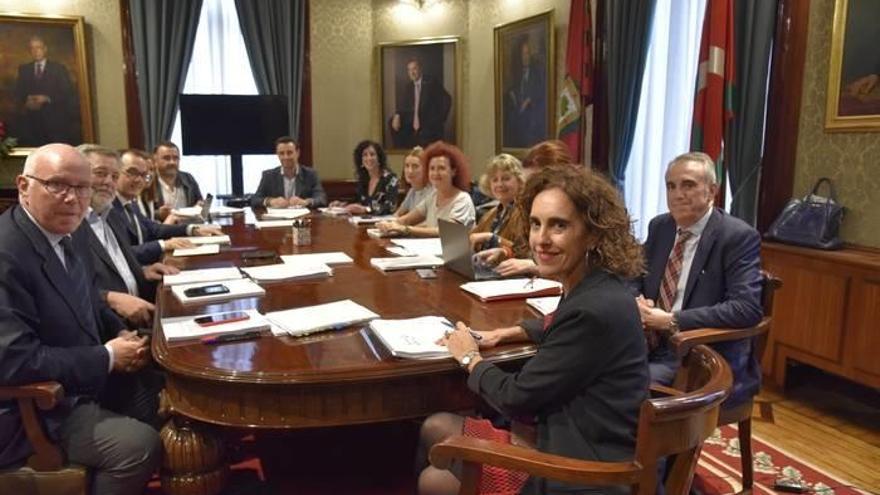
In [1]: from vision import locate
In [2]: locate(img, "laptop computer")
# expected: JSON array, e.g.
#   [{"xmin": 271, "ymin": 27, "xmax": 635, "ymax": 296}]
[
  {"xmin": 178, "ymin": 193, "xmax": 213, "ymax": 225},
  {"xmin": 438, "ymin": 219, "xmax": 500, "ymax": 281}
]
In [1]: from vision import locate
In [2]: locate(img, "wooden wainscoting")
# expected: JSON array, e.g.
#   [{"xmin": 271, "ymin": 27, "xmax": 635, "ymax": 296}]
[{"xmin": 762, "ymin": 242, "xmax": 880, "ymax": 389}]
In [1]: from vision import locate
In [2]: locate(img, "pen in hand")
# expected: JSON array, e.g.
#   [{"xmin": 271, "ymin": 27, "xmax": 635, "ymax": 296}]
[{"xmin": 441, "ymin": 320, "xmax": 482, "ymax": 341}]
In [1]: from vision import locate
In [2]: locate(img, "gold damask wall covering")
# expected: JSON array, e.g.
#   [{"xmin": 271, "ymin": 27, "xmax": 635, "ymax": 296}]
[{"xmin": 795, "ymin": 0, "xmax": 880, "ymax": 248}]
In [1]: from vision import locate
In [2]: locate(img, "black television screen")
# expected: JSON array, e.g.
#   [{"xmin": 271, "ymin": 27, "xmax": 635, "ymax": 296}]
[{"xmin": 179, "ymin": 94, "xmax": 289, "ymax": 155}]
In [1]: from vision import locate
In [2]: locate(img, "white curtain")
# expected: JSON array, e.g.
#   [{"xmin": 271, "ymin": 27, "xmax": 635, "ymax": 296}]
[
  {"xmin": 170, "ymin": 0, "xmax": 276, "ymax": 196},
  {"xmin": 623, "ymin": 0, "xmax": 707, "ymax": 240}
]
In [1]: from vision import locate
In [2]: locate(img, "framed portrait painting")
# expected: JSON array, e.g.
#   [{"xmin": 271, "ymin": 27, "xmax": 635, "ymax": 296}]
[
  {"xmin": 0, "ymin": 13, "xmax": 93, "ymax": 149},
  {"xmin": 825, "ymin": 0, "xmax": 880, "ymax": 132},
  {"xmin": 494, "ymin": 11, "xmax": 555, "ymax": 154},
  {"xmin": 379, "ymin": 37, "xmax": 459, "ymax": 152}
]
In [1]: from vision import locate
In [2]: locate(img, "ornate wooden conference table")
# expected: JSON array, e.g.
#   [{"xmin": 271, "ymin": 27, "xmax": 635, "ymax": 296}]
[{"xmin": 153, "ymin": 212, "xmax": 536, "ymax": 494}]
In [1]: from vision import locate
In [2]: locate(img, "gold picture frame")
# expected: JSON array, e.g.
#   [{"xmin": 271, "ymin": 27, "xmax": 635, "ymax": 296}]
[
  {"xmin": 825, "ymin": 0, "xmax": 880, "ymax": 132},
  {"xmin": 378, "ymin": 36, "xmax": 460, "ymax": 153},
  {"xmin": 0, "ymin": 13, "xmax": 94, "ymax": 151},
  {"xmin": 494, "ymin": 11, "xmax": 555, "ymax": 154}
]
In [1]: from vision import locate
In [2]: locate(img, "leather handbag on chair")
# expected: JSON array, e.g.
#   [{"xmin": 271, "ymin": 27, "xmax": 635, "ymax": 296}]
[{"xmin": 765, "ymin": 177, "xmax": 844, "ymax": 250}]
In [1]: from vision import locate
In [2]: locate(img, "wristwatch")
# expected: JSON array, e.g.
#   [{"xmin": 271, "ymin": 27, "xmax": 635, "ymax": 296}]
[
  {"xmin": 459, "ymin": 350, "xmax": 479, "ymax": 370},
  {"xmin": 668, "ymin": 311, "xmax": 681, "ymax": 336}
]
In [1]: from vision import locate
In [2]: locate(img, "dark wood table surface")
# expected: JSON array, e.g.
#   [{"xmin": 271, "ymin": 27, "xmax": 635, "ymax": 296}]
[{"xmin": 153, "ymin": 212, "xmax": 537, "ymax": 430}]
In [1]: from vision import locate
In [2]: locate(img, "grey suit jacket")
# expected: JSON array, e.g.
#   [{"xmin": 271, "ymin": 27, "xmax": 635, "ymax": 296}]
[
  {"xmin": 0, "ymin": 206, "xmax": 121, "ymax": 467},
  {"xmin": 250, "ymin": 165, "xmax": 327, "ymax": 208}
]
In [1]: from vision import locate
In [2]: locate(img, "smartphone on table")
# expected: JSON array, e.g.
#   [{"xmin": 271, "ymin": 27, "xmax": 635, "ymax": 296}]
[
  {"xmin": 183, "ymin": 284, "xmax": 230, "ymax": 298},
  {"xmin": 194, "ymin": 311, "xmax": 250, "ymax": 327}
]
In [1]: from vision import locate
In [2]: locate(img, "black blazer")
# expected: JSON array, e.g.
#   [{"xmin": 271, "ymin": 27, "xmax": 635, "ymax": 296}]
[
  {"xmin": 250, "ymin": 165, "xmax": 328, "ymax": 208},
  {"xmin": 0, "ymin": 206, "xmax": 122, "ymax": 467},
  {"xmin": 469, "ymin": 269, "xmax": 649, "ymax": 495},
  {"xmin": 112, "ymin": 197, "xmax": 188, "ymax": 264},
  {"xmin": 77, "ymin": 209, "xmax": 156, "ymax": 305}
]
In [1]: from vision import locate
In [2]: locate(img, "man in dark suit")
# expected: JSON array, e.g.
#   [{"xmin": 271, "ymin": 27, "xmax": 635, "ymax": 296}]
[
  {"xmin": 115, "ymin": 148, "xmax": 222, "ymax": 264},
  {"xmin": 250, "ymin": 136, "xmax": 328, "ymax": 208},
  {"xmin": 151, "ymin": 141, "xmax": 203, "ymax": 221},
  {"xmin": 390, "ymin": 58, "xmax": 452, "ymax": 148},
  {"xmin": 633, "ymin": 152, "xmax": 763, "ymax": 408},
  {"xmin": 0, "ymin": 144, "xmax": 160, "ymax": 494},
  {"xmin": 504, "ymin": 37, "xmax": 547, "ymax": 148},
  {"xmin": 13, "ymin": 36, "xmax": 79, "ymax": 146}
]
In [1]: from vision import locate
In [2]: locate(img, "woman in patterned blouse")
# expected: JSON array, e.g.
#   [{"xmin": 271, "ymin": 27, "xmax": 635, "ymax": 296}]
[{"xmin": 331, "ymin": 140, "xmax": 399, "ymax": 215}]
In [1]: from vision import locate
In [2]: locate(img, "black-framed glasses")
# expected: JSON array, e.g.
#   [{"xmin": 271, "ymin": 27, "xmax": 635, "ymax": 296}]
[
  {"xmin": 25, "ymin": 175, "xmax": 92, "ymax": 198},
  {"xmin": 122, "ymin": 168, "xmax": 152, "ymax": 182}
]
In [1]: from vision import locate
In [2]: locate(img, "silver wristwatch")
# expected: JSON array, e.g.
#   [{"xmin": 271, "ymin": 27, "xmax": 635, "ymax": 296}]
[{"xmin": 459, "ymin": 350, "xmax": 479, "ymax": 370}]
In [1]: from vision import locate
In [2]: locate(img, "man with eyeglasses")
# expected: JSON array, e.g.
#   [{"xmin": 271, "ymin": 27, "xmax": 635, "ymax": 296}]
[
  {"xmin": 0, "ymin": 144, "xmax": 161, "ymax": 494},
  {"xmin": 114, "ymin": 148, "xmax": 222, "ymax": 264}
]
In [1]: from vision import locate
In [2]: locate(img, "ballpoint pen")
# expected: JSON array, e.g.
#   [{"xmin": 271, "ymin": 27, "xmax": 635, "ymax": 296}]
[
  {"xmin": 441, "ymin": 320, "xmax": 482, "ymax": 341},
  {"xmin": 523, "ymin": 277, "xmax": 536, "ymax": 289}
]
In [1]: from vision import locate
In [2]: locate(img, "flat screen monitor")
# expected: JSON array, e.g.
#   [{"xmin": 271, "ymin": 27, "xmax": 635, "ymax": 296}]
[{"xmin": 179, "ymin": 94, "xmax": 289, "ymax": 155}]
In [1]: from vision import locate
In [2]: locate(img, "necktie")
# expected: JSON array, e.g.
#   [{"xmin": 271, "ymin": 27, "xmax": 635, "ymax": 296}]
[
  {"xmin": 35, "ymin": 63, "xmax": 44, "ymax": 78},
  {"xmin": 542, "ymin": 311, "xmax": 555, "ymax": 332},
  {"xmin": 59, "ymin": 237, "xmax": 98, "ymax": 333},
  {"xmin": 658, "ymin": 230, "xmax": 693, "ymax": 311},
  {"xmin": 413, "ymin": 82, "xmax": 421, "ymax": 131},
  {"xmin": 124, "ymin": 202, "xmax": 144, "ymax": 244}
]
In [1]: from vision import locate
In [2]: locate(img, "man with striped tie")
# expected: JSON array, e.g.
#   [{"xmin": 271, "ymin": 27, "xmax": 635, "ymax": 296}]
[
  {"xmin": 0, "ymin": 144, "xmax": 160, "ymax": 494},
  {"xmin": 633, "ymin": 151, "xmax": 763, "ymax": 409}
]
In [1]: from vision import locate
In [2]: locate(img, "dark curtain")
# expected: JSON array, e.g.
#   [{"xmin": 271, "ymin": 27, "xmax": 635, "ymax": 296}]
[
  {"xmin": 129, "ymin": 0, "xmax": 203, "ymax": 150},
  {"xmin": 235, "ymin": 0, "xmax": 306, "ymax": 139},
  {"xmin": 605, "ymin": 0, "xmax": 657, "ymax": 193},
  {"xmin": 726, "ymin": 0, "xmax": 778, "ymax": 225}
]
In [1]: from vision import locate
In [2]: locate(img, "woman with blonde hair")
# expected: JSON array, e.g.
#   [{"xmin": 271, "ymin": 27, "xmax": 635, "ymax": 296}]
[
  {"xmin": 469, "ymin": 153, "xmax": 528, "ymax": 259},
  {"xmin": 395, "ymin": 146, "xmax": 433, "ymax": 217}
]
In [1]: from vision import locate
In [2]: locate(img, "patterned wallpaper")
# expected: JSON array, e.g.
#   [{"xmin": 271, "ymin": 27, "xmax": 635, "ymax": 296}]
[
  {"xmin": 311, "ymin": 0, "xmax": 571, "ymax": 181},
  {"xmin": 0, "ymin": 0, "xmax": 128, "ymax": 149},
  {"xmin": 795, "ymin": 0, "xmax": 880, "ymax": 248}
]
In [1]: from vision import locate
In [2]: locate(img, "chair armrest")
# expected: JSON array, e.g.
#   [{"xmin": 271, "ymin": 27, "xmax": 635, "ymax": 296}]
[
  {"xmin": 650, "ymin": 383, "xmax": 683, "ymax": 397},
  {"xmin": 671, "ymin": 318, "xmax": 770, "ymax": 357},
  {"xmin": 0, "ymin": 382, "xmax": 64, "ymax": 410},
  {"xmin": 430, "ymin": 436, "xmax": 641, "ymax": 487}
]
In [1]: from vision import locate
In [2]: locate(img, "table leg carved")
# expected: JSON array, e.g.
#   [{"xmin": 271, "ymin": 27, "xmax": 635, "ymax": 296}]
[{"xmin": 159, "ymin": 416, "xmax": 228, "ymax": 495}]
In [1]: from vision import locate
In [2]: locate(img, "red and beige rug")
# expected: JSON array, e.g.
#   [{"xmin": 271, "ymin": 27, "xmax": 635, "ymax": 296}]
[{"xmin": 694, "ymin": 425, "xmax": 871, "ymax": 495}]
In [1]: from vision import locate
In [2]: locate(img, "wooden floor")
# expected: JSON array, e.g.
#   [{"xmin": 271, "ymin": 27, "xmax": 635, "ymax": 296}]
[{"xmin": 751, "ymin": 366, "xmax": 880, "ymax": 493}]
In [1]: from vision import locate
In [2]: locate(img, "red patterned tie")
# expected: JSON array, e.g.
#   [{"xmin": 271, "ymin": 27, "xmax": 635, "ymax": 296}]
[{"xmin": 658, "ymin": 230, "xmax": 692, "ymax": 311}]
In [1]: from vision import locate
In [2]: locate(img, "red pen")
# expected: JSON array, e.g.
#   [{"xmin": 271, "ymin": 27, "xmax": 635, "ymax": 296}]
[{"xmin": 200, "ymin": 331, "xmax": 263, "ymax": 345}]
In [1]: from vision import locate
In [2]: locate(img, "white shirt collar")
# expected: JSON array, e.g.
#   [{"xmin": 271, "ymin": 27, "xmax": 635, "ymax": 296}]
[{"xmin": 680, "ymin": 207, "xmax": 713, "ymax": 237}]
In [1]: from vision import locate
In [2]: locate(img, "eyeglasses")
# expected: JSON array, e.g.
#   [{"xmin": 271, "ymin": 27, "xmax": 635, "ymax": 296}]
[
  {"xmin": 25, "ymin": 175, "xmax": 92, "ymax": 198},
  {"xmin": 122, "ymin": 168, "xmax": 153, "ymax": 182},
  {"xmin": 93, "ymin": 169, "xmax": 120, "ymax": 181}
]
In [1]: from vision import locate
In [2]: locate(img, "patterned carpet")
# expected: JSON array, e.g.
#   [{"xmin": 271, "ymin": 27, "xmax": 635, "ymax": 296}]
[{"xmin": 694, "ymin": 425, "xmax": 870, "ymax": 495}]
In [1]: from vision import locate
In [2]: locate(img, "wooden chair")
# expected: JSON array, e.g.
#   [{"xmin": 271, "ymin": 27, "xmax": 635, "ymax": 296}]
[
  {"xmin": 669, "ymin": 271, "xmax": 782, "ymax": 494},
  {"xmin": 429, "ymin": 344, "xmax": 732, "ymax": 495},
  {"xmin": 0, "ymin": 381, "xmax": 87, "ymax": 495}
]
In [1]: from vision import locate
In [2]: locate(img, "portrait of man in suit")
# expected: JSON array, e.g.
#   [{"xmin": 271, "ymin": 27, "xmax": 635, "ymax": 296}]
[
  {"xmin": 13, "ymin": 35, "xmax": 81, "ymax": 146},
  {"xmin": 381, "ymin": 40, "xmax": 458, "ymax": 150}
]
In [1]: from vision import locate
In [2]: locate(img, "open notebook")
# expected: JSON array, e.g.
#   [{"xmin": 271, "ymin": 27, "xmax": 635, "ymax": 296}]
[
  {"xmin": 369, "ymin": 316, "xmax": 453, "ymax": 360},
  {"xmin": 460, "ymin": 278, "xmax": 562, "ymax": 302}
]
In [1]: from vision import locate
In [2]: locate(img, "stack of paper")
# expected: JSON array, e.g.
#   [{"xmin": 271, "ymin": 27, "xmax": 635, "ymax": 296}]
[
  {"xmin": 370, "ymin": 255, "xmax": 443, "ymax": 271},
  {"xmin": 390, "ymin": 238, "xmax": 443, "ymax": 257},
  {"xmin": 526, "ymin": 296, "xmax": 561, "ymax": 315},
  {"xmin": 349, "ymin": 215, "xmax": 395, "ymax": 225},
  {"xmin": 241, "ymin": 263, "xmax": 332, "ymax": 282},
  {"xmin": 280, "ymin": 252, "xmax": 353, "ymax": 265},
  {"xmin": 163, "ymin": 267, "xmax": 243, "ymax": 286},
  {"xmin": 369, "ymin": 316, "xmax": 452, "ymax": 359},
  {"xmin": 265, "ymin": 299, "xmax": 379, "ymax": 337},
  {"xmin": 460, "ymin": 278, "xmax": 563, "ymax": 302},
  {"xmin": 171, "ymin": 278, "xmax": 266, "ymax": 304},
  {"xmin": 187, "ymin": 235, "xmax": 231, "ymax": 245},
  {"xmin": 320, "ymin": 206, "xmax": 350, "ymax": 217},
  {"xmin": 173, "ymin": 244, "xmax": 220, "ymax": 257},
  {"xmin": 161, "ymin": 309, "xmax": 270, "ymax": 343},
  {"xmin": 171, "ymin": 206, "xmax": 204, "ymax": 218},
  {"xmin": 254, "ymin": 219, "xmax": 295, "ymax": 229},
  {"xmin": 367, "ymin": 228, "xmax": 391, "ymax": 239},
  {"xmin": 263, "ymin": 208, "xmax": 310, "ymax": 220},
  {"xmin": 210, "ymin": 205, "xmax": 245, "ymax": 216}
]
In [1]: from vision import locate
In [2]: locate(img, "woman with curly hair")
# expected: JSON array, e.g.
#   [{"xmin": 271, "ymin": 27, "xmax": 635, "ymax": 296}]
[
  {"xmin": 417, "ymin": 166, "xmax": 649, "ymax": 495},
  {"xmin": 377, "ymin": 141, "xmax": 475, "ymax": 238},
  {"xmin": 330, "ymin": 140, "xmax": 399, "ymax": 215},
  {"xmin": 469, "ymin": 153, "xmax": 529, "ymax": 259}
]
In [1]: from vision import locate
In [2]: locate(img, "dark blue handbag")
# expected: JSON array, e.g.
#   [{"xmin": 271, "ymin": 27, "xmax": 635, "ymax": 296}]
[{"xmin": 765, "ymin": 178, "xmax": 844, "ymax": 250}]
